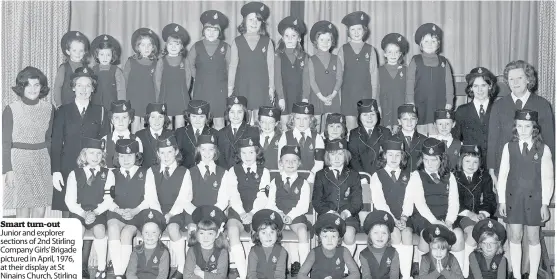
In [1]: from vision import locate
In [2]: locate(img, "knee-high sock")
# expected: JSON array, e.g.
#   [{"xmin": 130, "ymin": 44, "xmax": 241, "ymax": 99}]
[
  {"xmin": 463, "ymin": 243, "xmax": 476, "ymax": 278},
  {"xmin": 94, "ymin": 237, "xmax": 109, "ymax": 271},
  {"xmin": 393, "ymin": 244, "xmax": 413, "ymax": 279},
  {"xmin": 529, "ymin": 244, "xmax": 541, "ymax": 279},
  {"xmin": 417, "ymin": 248, "xmax": 427, "ymax": 269},
  {"xmin": 450, "ymin": 250, "xmax": 465, "ymax": 273},
  {"xmin": 171, "ymin": 240, "xmax": 186, "ymax": 274},
  {"xmin": 298, "ymin": 243, "xmax": 310, "ymax": 264},
  {"xmin": 83, "ymin": 240, "xmax": 93, "ymax": 267},
  {"xmin": 120, "ymin": 244, "xmax": 133, "ymax": 274},
  {"xmin": 231, "ymin": 244, "xmax": 247, "ymax": 279},
  {"xmin": 108, "ymin": 240, "xmax": 122, "ymax": 275},
  {"xmin": 510, "ymin": 242, "xmax": 522, "ymax": 279}
]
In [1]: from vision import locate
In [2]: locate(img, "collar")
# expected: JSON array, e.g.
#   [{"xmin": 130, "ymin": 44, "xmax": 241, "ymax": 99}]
[
  {"xmin": 293, "ymin": 128, "xmax": 312, "ymax": 139},
  {"xmin": 401, "ymin": 130, "xmax": 414, "ymax": 138},
  {"xmin": 384, "ymin": 165, "xmax": 400, "ymax": 174},
  {"xmin": 75, "ymin": 100, "xmax": 90, "ymax": 112},
  {"xmin": 83, "ymin": 165, "xmax": 101, "ymax": 176},
  {"xmin": 112, "ymin": 130, "xmax": 131, "ymax": 142},
  {"xmin": 230, "ymin": 123, "xmax": 242, "ymax": 130},
  {"xmin": 434, "ymin": 134, "xmax": 453, "ymax": 144},
  {"xmin": 20, "ymin": 95, "xmax": 40, "ymax": 105},
  {"xmin": 518, "ymin": 139, "xmax": 533, "ymax": 147},
  {"xmin": 242, "ymin": 163, "xmax": 257, "ymax": 173},
  {"xmin": 120, "ymin": 165, "xmax": 139, "ymax": 176},
  {"xmin": 473, "ymin": 98, "xmax": 490, "ymax": 109},
  {"xmin": 261, "ymin": 131, "xmax": 275, "ymax": 139},
  {"xmin": 281, "ymin": 172, "xmax": 298, "ymax": 182},
  {"xmin": 150, "ymin": 128, "xmax": 163, "ymax": 137},
  {"xmin": 198, "ymin": 160, "xmax": 216, "ymax": 174},
  {"xmin": 159, "ymin": 161, "xmax": 177, "ymax": 173},
  {"xmin": 511, "ymin": 91, "xmax": 531, "ymax": 103},
  {"xmin": 362, "ymin": 125, "xmax": 376, "ymax": 134},
  {"xmin": 329, "ymin": 166, "xmax": 344, "ymax": 173}
]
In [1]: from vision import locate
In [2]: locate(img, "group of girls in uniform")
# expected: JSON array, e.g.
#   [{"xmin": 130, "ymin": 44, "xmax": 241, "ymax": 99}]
[{"xmin": 3, "ymin": 1, "xmax": 555, "ymax": 279}]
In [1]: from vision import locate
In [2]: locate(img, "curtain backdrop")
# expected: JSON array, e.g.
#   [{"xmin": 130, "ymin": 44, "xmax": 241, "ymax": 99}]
[{"xmin": 538, "ymin": 1, "xmax": 555, "ymax": 108}]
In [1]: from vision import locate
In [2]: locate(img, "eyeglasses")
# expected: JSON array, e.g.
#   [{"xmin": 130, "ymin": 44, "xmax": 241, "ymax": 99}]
[{"xmin": 479, "ymin": 241, "xmax": 499, "ymax": 248}]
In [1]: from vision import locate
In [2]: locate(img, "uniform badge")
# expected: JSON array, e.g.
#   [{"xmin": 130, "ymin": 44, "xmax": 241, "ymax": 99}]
[
  {"xmin": 360, "ymin": 14, "xmax": 364, "ymax": 20},
  {"xmin": 335, "ymin": 218, "xmax": 340, "ymax": 225},
  {"xmin": 478, "ymin": 68, "xmax": 483, "ymax": 74},
  {"xmin": 384, "ymin": 214, "xmax": 389, "ymax": 221},
  {"xmin": 139, "ymin": 172, "xmax": 143, "ymax": 178},
  {"xmin": 260, "ymin": 5, "xmax": 265, "ymax": 11},
  {"xmin": 254, "ymin": 173, "xmax": 259, "ymax": 179},
  {"xmin": 309, "ymin": 144, "xmax": 313, "ymax": 150},
  {"xmin": 293, "ymin": 19, "xmax": 298, "ymax": 25},
  {"xmin": 400, "ymin": 72, "xmax": 404, "ymax": 78},
  {"xmin": 336, "ymin": 258, "xmax": 341, "ymax": 265},
  {"xmin": 220, "ymin": 46, "xmax": 225, "ymax": 53},
  {"xmin": 397, "ymin": 36, "xmax": 402, "ymax": 42},
  {"xmin": 304, "ymin": 107, "xmax": 309, "ymax": 114},
  {"xmin": 333, "ymin": 65, "xmax": 336, "ymax": 71},
  {"xmin": 270, "ymin": 212, "xmax": 275, "ymax": 220},
  {"xmin": 294, "ymin": 147, "xmax": 298, "ymax": 153},
  {"xmin": 429, "ymin": 148, "xmax": 434, "ymax": 154},
  {"xmin": 262, "ymin": 46, "xmax": 266, "ymax": 53},
  {"xmin": 294, "ymin": 187, "xmax": 299, "ymax": 194},
  {"xmin": 210, "ymin": 255, "xmax": 215, "ymax": 262},
  {"xmin": 435, "ymin": 227, "xmax": 440, "ymax": 235},
  {"xmin": 122, "ymin": 104, "xmax": 127, "ymax": 111},
  {"xmin": 488, "ymin": 220, "xmax": 493, "ymax": 228},
  {"xmin": 174, "ymin": 26, "xmax": 179, "ymax": 32},
  {"xmin": 101, "ymin": 172, "xmax": 106, "ymax": 179},
  {"xmin": 101, "ymin": 141, "xmax": 105, "ymax": 149},
  {"xmin": 345, "ymin": 188, "xmax": 350, "ymax": 197},
  {"xmin": 84, "ymin": 68, "xmax": 88, "ymax": 74},
  {"xmin": 454, "ymin": 149, "xmax": 459, "ymax": 155},
  {"xmin": 248, "ymin": 139, "xmax": 253, "ymax": 146},
  {"xmin": 104, "ymin": 35, "xmax": 108, "ymax": 41},
  {"xmin": 210, "ymin": 210, "xmax": 215, "ymax": 217},
  {"xmin": 491, "ymin": 262, "xmax": 497, "ymax": 270},
  {"xmin": 525, "ymin": 113, "xmax": 531, "ymax": 120},
  {"xmin": 268, "ymin": 110, "xmax": 273, "ymax": 117},
  {"xmin": 398, "ymin": 65, "xmax": 403, "ymax": 69},
  {"xmin": 441, "ymin": 62, "xmax": 445, "ymax": 68},
  {"xmin": 234, "ymin": 97, "xmax": 239, "ymax": 104},
  {"xmin": 275, "ymin": 141, "xmax": 279, "ymax": 147},
  {"xmin": 198, "ymin": 108, "xmax": 203, "ymax": 114},
  {"xmin": 180, "ymin": 62, "xmax": 184, "ymax": 68},
  {"xmin": 153, "ymin": 256, "xmax": 158, "ymax": 264},
  {"xmin": 148, "ymin": 211, "xmax": 154, "ymax": 219},
  {"xmin": 402, "ymin": 175, "xmax": 407, "ymax": 181},
  {"xmin": 126, "ymin": 146, "xmax": 131, "ymax": 153},
  {"xmin": 534, "ymin": 153, "xmax": 539, "ymax": 160},
  {"xmin": 272, "ymin": 256, "xmax": 277, "ymax": 263},
  {"xmin": 339, "ymin": 142, "xmax": 343, "ymax": 148},
  {"xmin": 446, "ymin": 111, "xmax": 451, "ymax": 118},
  {"xmin": 365, "ymin": 52, "xmax": 370, "ymax": 59},
  {"xmin": 386, "ymin": 257, "xmax": 391, "ymax": 265},
  {"xmin": 76, "ymin": 32, "xmax": 81, "ymax": 36},
  {"xmin": 328, "ymin": 24, "xmax": 332, "ymax": 29},
  {"xmin": 213, "ymin": 12, "xmax": 219, "ymax": 19},
  {"xmin": 211, "ymin": 136, "xmax": 215, "ymax": 142},
  {"xmin": 166, "ymin": 139, "xmax": 171, "ymax": 146},
  {"xmin": 162, "ymin": 104, "xmax": 166, "ymax": 112},
  {"xmin": 300, "ymin": 60, "xmax": 304, "ymax": 67},
  {"xmin": 150, "ymin": 68, "xmax": 155, "ymax": 75},
  {"xmin": 432, "ymin": 25, "xmax": 436, "ymax": 31},
  {"xmin": 213, "ymin": 181, "xmax": 218, "ymax": 187}
]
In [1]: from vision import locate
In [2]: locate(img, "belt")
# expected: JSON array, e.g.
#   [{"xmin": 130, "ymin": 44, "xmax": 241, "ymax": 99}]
[{"xmin": 12, "ymin": 142, "xmax": 47, "ymax": 150}]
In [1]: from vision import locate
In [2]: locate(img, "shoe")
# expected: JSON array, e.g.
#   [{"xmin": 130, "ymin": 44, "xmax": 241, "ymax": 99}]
[
  {"xmin": 95, "ymin": 270, "xmax": 107, "ymax": 279},
  {"xmin": 229, "ymin": 268, "xmax": 240, "ymax": 279},
  {"xmin": 411, "ymin": 263, "xmax": 419, "ymax": 278},
  {"xmin": 82, "ymin": 264, "xmax": 90, "ymax": 279},
  {"xmin": 171, "ymin": 270, "xmax": 184, "ymax": 279},
  {"xmin": 106, "ymin": 261, "xmax": 114, "ymax": 274},
  {"xmin": 290, "ymin": 262, "xmax": 301, "ymax": 277}
]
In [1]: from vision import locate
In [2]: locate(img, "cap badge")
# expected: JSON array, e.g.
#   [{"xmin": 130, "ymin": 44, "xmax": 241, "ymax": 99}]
[
  {"xmin": 398, "ymin": 36, "xmax": 402, "ymax": 42},
  {"xmin": 386, "ymin": 257, "xmax": 392, "ymax": 265},
  {"xmin": 335, "ymin": 218, "xmax": 340, "ymax": 225},
  {"xmin": 488, "ymin": 221, "xmax": 493, "ymax": 228},
  {"xmin": 101, "ymin": 172, "xmax": 106, "ymax": 179},
  {"xmin": 126, "ymin": 146, "xmax": 131, "ymax": 153},
  {"xmin": 153, "ymin": 256, "xmax": 158, "ymax": 264},
  {"xmin": 268, "ymin": 110, "xmax": 273, "ymax": 117},
  {"xmin": 294, "ymin": 187, "xmax": 299, "ymax": 194},
  {"xmin": 210, "ymin": 210, "xmax": 215, "ymax": 217},
  {"xmin": 294, "ymin": 147, "xmax": 298, "ymax": 153},
  {"xmin": 525, "ymin": 113, "xmax": 531, "ymax": 120},
  {"xmin": 84, "ymin": 68, "xmax": 88, "ymax": 74},
  {"xmin": 360, "ymin": 14, "xmax": 364, "ymax": 20},
  {"xmin": 211, "ymin": 136, "xmax": 215, "ymax": 142},
  {"xmin": 148, "ymin": 211, "xmax": 154, "ymax": 219},
  {"xmin": 174, "ymin": 26, "xmax": 179, "ymax": 32},
  {"xmin": 104, "ymin": 35, "xmax": 108, "ymax": 40},
  {"xmin": 272, "ymin": 256, "xmax": 277, "ymax": 263},
  {"xmin": 478, "ymin": 68, "xmax": 483, "ymax": 74},
  {"xmin": 76, "ymin": 32, "xmax": 80, "ymax": 36},
  {"xmin": 435, "ymin": 227, "xmax": 441, "ymax": 235},
  {"xmin": 270, "ymin": 212, "xmax": 275, "ymax": 220},
  {"xmin": 412, "ymin": 106, "xmax": 416, "ymax": 112},
  {"xmin": 336, "ymin": 258, "xmax": 341, "ymax": 265},
  {"xmin": 234, "ymin": 97, "xmax": 239, "ymax": 104},
  {"xmin": 121, "ymin": 103, "xmax": 127, "ymax": 111},
  {"xmin": 214, "ymin": 13, "xmax": 218, "ymax": 19},
  {"xmin": 198, "ymin": 108, "xmax": 203, "ymax": 114},
  {"xmin": 293, "ymin": 19, "xmax": 298, "ymax": 25},
  {"xmin": 101, "ymin": 141, "xmax": 105, "ymax": 149},
  {"xmin": 474, "ymin": 146, "xmax": 479, "ymax": 152},
  {"xmin": 162, "ymin": 105, "xmax": 166, "ymax": 112},
  {"xmin": 384, "ymin": 214, "xmax": 389, "ymax": 221},
  {"xmin": 166, "ymin": 139, "xmax": 171, "ymax": 146},
  {"xmin": 429, "ymin": 148, "xmax": 434, "ymax": 154},
  {"xmin": 139, "ymin": 172, "xmax": 143, "ymax": 178},
  {"xmin": 454, "ymin": 149, "xmax": 459, "ymax": 155},
  {"xmin": 492, "ymin": 263, "xmax": 497, "ymax": 270},
  {"xmin": 432, "ymin": 25, "xmax": 436, "ymax": 31},
  {"xmin": 260, "ymin": 5, "xmax": 264, "ymax": 11},
  {"xmin": 328, "ymin": 24, "xmax": 332, "ymax": 29},
  {"xmin": 213, "ymin": 181, "xmax": 218, "ymax": 187},
  {"xmin": 148, "ymin": 29, "xmax": 153, "ymax": 34},
  {"xmin": 340, "ymin": 116, "xmax": 343, "ymax": 122},
  {"xmin": 248, "ymin": 139, "xmax": 253, "ymax": 146},
  {"xmin": 339, "ymin": 142, "xmax": 343, "ymax": 148},
  {"xmin": 262, "ymin": 46, "xmax": 266, "ymax": 52},
  {"xmin": 446, "ymin": 111, "xmax": 451, "ymax": 118},
  {"xmin": 534, "ymin": 153, "xmax": 539, "ymax": 160},
  {"xmin": 210, "ymin": 255, "xmax": 215, "ymax": 262},
  {"xmin": 304, "ymin": 107, "xmax": 309, "ymax": 114}
]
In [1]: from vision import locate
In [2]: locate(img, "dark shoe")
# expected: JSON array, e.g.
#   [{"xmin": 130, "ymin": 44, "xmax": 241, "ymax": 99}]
[
  {"xmin": 411, "ymin": 262, "xmax": 420, "ymax": 277},
  {"xmin": 95, "ymin": 270, "xmax": 107, "ymax": 279},
  {"xmin": 290, "ymin": 262, "xmax": 301, "ymax": 277},
  {"xmin": 229, "ymin": 268, "xmax": 240, "ymax": 279},
  {"xmin": 106, "ymin": 261, "xmax": 114, "ymax": 274},
  {"xmin": 171, "ymin": 270, "xmax": 184, "ymax": 279},
  {"xmin": 521, "ymin": 273, "xmax": 529, "ymax": 279}
]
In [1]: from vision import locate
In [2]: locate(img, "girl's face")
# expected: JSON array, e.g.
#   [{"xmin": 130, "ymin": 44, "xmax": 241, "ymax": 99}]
[
  {"xmin": 138, "ymin": 38, "xmax": 154, "ymax": 58},
  {"xmin": 431, "ymin": 242, "xmax": 448, "ymax": 260},
  {"xmin": 190, "ymin": 114, "xmax": 207, "ymax": 130},
  {"xmin": 149, "ymin": 111, "xmax": 166, "ymax": 131},
  {"xmin": 203, "ymin": 26, "xmax": 220, "ymax": 42},
  {"xmin": 384, "ymin": 44, "xmax": 402, "ymax": 65},
  {"xmin": 423, "ymin": 154, "xmax": 441, "ymax": 174},
  {"xmin": 166, "ymin": 37, "xmax": 183, "ymax": 57},
  {"xmin": 66, "ymin": 41, "xmax": 85, "ymax": 62},
  {"xmin": 420, "ymin": 34, "xmax": 439, "ymax": 54},
  {"xmin": 157, "ymin": 146, "xmax": 178, "ymax": 166},
  {"xmin": 259, "ymin": 115, "xmax": 276, "ymax": 134},
  {"xmin": 434, "ymin": 119, "xmax": 454, "ymax": 137},
  {"xmin": 283, "ymin": 28, "xmax": 300, "ymax": 49},
  {"xmin": 328, "ymin": 150, "xmax": 345, "ymax": 168},
  {"xmin": 348, "ymin": 25, "xmax": 364, "ymax": 42},
  {"xmin": 327, "ymin": 123, "xmax": 344, "ymax": 140},
  {"xmin": 369, "ymin": 224, "xmax": 390, "ymax": 248},
  {"xmin": 112, "ymin": 112, "xmax": 131, "ymax": 132},
  {"xmin": 472, "ymin": 77, "xmax": 490, "ymax": 102},
  {"xmin": 508, "ymin": 68, "xmax": 528, "ymax": 95},
  {"xmin": 461, "ymin": 155, "xmax": 480, "ymax": 176},
  {"xmin": 98, "ymin": 49, "xmax": 113, "ymax": 65},
  {"xmin": 320, "ymin": 231, "xmax": 340, "ymax": 250},
  {"xmin": 118, "ymin": 153, "xmax": 136, "ymax": 169},
  {"xmin": 280, "ymin": 154, "xmax": 301, "ymax": 175},
  {"xmin": 197, "ymin": 229, "xmax": 218, "ymax": 249},
  {"xmin": 199, "ymin": 143, "xmax": 217, "ymax": 163},
  {"xmin": 258, "ymin": 226, "xmax": 278, "ymax": 248},
  {"xmin": 398, "ymin": 113, "xmax": 418, "ymax": 133},
  {"xmin": 385, "ymin": 150, "xmax": 402, "ymax": 169},
  {"xmin": 516, "ymin": 120, "xmax": 534, "ymax": 140},
  {"xmin": 142, "ymin": 223, "xmax": 161, "ymax": 246},
  {"xmin": 85, "ymin": 148, "xmax": 103, "ymax": 167},
  {"xmin": 359, "ymin": 111, "xmax": 378, "ymax": 129},
  {"xmin": 228, "ymin": 104, "xmax": 245, "ymax": 125},
  {"xmin": 240, "ymin": 146, "xmax": 257, "ymax": 166},
  {"xmin": 317, "ymin": 33, "xmax": 333, "ymax": 52},
  {"xmin": 479, "ymin": 236, "xmax": 500, "ymax": 258},
  {"xmin": 73, "ymin": 77, "xmax": 94, "ymax": 101},
  {"xmin": 246, "ymin": 13, "xmax": 262, "ymax": 34},
  {"xmin": 294, "ymin": 113, "xmax": 311, "ymax": 131},
  {"xmin": 24, "ymin": 78, "xmax": 41, "ymax": 100}
]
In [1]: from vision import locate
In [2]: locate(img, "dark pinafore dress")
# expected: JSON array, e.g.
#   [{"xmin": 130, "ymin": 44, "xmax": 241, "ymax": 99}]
[
  {"xmin": 413, "ymin": 54, "xmax": 448, "ymax": 125},
  {"xmin": 279, "ymin": 51, "xmax": 306, "ymax": 114},
  {"xmin": 193, "ymin": 244, "xmax": 222, "ymax": 273},
  {"xmin": 135, "ymin": 241, "xmax": 168, "ymax": 279},
  {"xmin": 273, "ymin": 174, "xmax": 312, "ymax": 231},
  {"xmin": 410, "ymin": 171, "xmax": 450, "ymax": 233},
  {"xmin": 105, "ymin": 133, "xmax": 138, "ymax": 168},
  {"xmin": 262, "ymin": 132, "xmax": 281, "ymax": 171},
  {"xmin": 360, "ymin": 246, "xmax": 397, "ymax": 279},
  {"xmin": 158, "ymin": 56, "xmax": 189, "ymax": 116},
  {"xmin": 284, "ymin": 130, "xmax": 318, "ymax": 179},
  {"xmin": 311, "ymin": 246, "xmax": 346, "ymax": 279},
  {"xmin": 228, "ymin": 164, "xmax": 264, "ymax": 231},
  {"xmin": 135, "ymin": 129, "xmax": 173, "ymax": 168},
  {"xmin": 127, "ymin": 57, "xmax": 157, "ymax": 116},
  {"xmin": 92, "ymin": 64, "xmax": 118, "ymax": 110},
  {"xmin": 445, "ymin": 139, "xmax": 462, "ymax": 171},
  {"xmin": 69, "ymin": 167, "xmax": 110, "ymax": 229},
  {"xmin": 108, "ymin": 166, "xmax": 149, "ymax": 227},
  {"xmin": 251, "ymin": 245, "xmax": 285, "ymax": 279},
  {"xmin": 378, "ymin": 64, "xmax": 407, "ymax": 127},
  {"xmin": 341, "ymin": 43, "xmax": 374, "ymax": 116},
  {"xmin": 186, "ymin": 164, "xmax": 226, "ymax": 225},
  {"xmin": 233, "ymin": 35, "xmax": 271, "ymax": 110},
  {"xmin": 310, "ymin": 54, "xmax": 340, "ymax": 114},
  {"xmin": 193, "ymin": 40, "xmax": 228, "ymax": 117},
  {"xmin": 377, "ymin": 168, "xmax": 412, "ymax": 227},
  {"xmin": 469, "ymin": 251, "xmax": 505, "ymax": 279},
  {"xmin": 153, "ymin": 165, "xmax": 188, "ymax": 229}
]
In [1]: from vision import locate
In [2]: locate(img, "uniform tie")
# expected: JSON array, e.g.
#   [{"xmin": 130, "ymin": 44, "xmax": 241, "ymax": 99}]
[
  {"xmin": 87, "ymin": 168, "xmax": 96, "ymax": 185},
  {"xmin": 523, "ymin": 142, "xmax": 529, "ymax": 156},
  {"xmin": 299, "ymin": 132, "xmax": 306, "ymax": 146},
  {"xmin": 264, "ymin": 136, "xmax": 270, "ymax": 149},
  {"xmin": 515, "ymin": 99, "xmax": 523, "ymax": 110},
  {"xmin": 437, "ymin": 259, "xmax": 443, "ymax": 273},
  {"xmin": 391, "ymin": 170, "xmax": 397, "ymax": 182},
  {"xmin": 368, "ymin": 129, "xmax": 373, "ymax": 138},
  {"xmin": 430, "ymin": 173, "xmax": 440, "ymax": 184},
  {"xmin": 405, "ymin": 136, "xmax": 412, "ymax": 144},
  {"xmin": 81, "ymin": 107, "xmax": 86, "ymax": 117},
  {"xmin": 204, "ymin": 165, "xmax": 210, "ymax": 180},
  {"xmin": 154, "ymin": 133, "xmax": 159, "ymax": 140},
  {"xmin": 163, "ymin": 167, "xmax": 170, "ymax": 179},
  {"xmin": 195, "ymin": 129, "xmax": 201, "ymax": 140},
  {"xmin": 233, "ymin": 128, "xmax": 238, "ymax": 136},
  {"xmin": 467, "ymin": 175, "xmax": 472, "ymax": 183},
  {"xmin": 284, "ymin": 177, "xmax": 291, "ymax": 191},
  {"xmin": 334, "ymin": 169, "xmax": 340, "ymax": 179},
  {"xmin": 442, "ymin": 139, "xmax": 448, "ymax": 146},
  {"xmin": 479, "ymin": 104, "xmax": 485, "ymax": 119}
]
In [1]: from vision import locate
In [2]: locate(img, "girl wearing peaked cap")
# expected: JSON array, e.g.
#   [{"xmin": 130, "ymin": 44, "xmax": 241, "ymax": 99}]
[
  {"xmin": 90, "ymin": 34, "xmax": 125, "ymax": 110},
  {"xmin": 187, "ymin": 10, "xmax": 230, "ymax": 130},
  {"xmin": 419, "ymin": 224, "xmax": 464, "ymax": 279},
  {"xmin": 102, "ymin": 100, "xmax": 143, "ymax": 168},
  {"xmin": 184, "ymin": 205, "xmax": 229, "ymax": 279},
  {"xmin": 65, "ymin": 137, "xmax": 114, "ymax": 279},
  {"xmin": 53, "ymin": 30, "xmax": 90, "ymax": 107},
  {"xmin": 257, "ymin": 106, "xmax": 282, "ymax": 170},
  {"xmin": 431, "ymin": 109, "xmax": 461, "ymax": 171},
  {"xmin": 379, "ymin": 33, "xmax": 409, "ymax": 133},
  {"xmin": 468, "ymin": 219, "xmax": 507, "ymax": 279},
  {"xmin": 497, "ymin": 109, "xmax": 554, "ymax": 279},
  {"xmin": 360, "ymin": 210, "xmax": 401, "ymax": 279},
  {"xmin": 124, "ymin": 27, "xmax": 160, "ymax": 133},
  {"xmin": 308, "ymin": 20, "xmax": 342, "ymax": 119},
  {"xmin": 228, "ymin": 1, "xmax": 275, "ymax": 123},
  {"xmin": 155, "ymin": 23, "xmax": 191, "ymax": 130},
  {"xmin": 390, "ymin": 104, "xmax": 428, "ymax": 172},
  {"xmin": 134, "ymin": 103, "xmax": 173, "ymax": 168},
  {"xmin": 370, "ymin": 138, "xmax": 414, "ymax": 279},
  {"xmin": 322, "ymin": 113, "xmax": 347, "ymax": 144},
  {"xmin": 297, "ymin": 213, "xmax": 360, "ymax": 279},
  {"xmin": 338, "ymin": 11, "xmax": 380, "ymax": 131}
]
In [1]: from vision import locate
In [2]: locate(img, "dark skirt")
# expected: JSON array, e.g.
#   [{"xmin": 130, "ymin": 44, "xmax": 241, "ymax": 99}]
[
  {"xmin": 410, "ymin": 213, "xmax": 451, "ymax": 234},
  {"xmin": 456, "ymin": 216, "xmax": 477, "ymax": 230},
  {"xmin": 107, "ymin": 208, "xmax": 151, "ymax": 228},
  {"xmin": 69, "ymin": 211, "xmax": 107, "ymax": 230},
  {"xmin": 285, "ymin": 215, "xmax": 314, "ymax": 238},
  {"xmin": 344, "ymin": 216, "xmax": 361, "ymax": 233},
  {"xmin": 51, "ymin": 169, "xmax": 71, "ymax": 211},
  {"xmin": 227, "ymin": 208, "xmax": 252, "ymax": 232}
]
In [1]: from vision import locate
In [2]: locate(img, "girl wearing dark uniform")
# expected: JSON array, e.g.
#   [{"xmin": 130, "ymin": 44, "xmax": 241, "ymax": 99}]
[
  {"xmin": 469, "ymin": 219, "xmax": 507, "ymax": 279},
  {"xmin": 277, "ymin": 102, "xmax": 325, "ymax": 183},
  {"xmin": 107, "ymin": 139, "xmax": 157, "ymax": 278},
  {"xmin": 339, "ymin": 11, "xmax": 379, "ymax": 131},
  {"xmin": 360, "ymin": 210, "xmax": 400, "ymax": 279},
  {"xmin": 370, "ymin": 139, "xmax": 414, "ymax": 279},
  {"xmin": 406, "ymin": 23, "xmax": 455, "ymax": 136},
  {"xmin": 418, "ymin": 225, "xmax": 464, "ymax": 279},
  {"xmin": 497, "ymin": 110, "xmax": 554, "ymax": 279},
  {"xmin": 65, "ymin": 137, "xmax": 113, "ymax": 279},
  {"xmin": 135, "ymin": 103, "xmax": 173, "ymax": 168},
  {"xmin": 52, "ymin": 31, "xmax": 89, "ymax": 107},
  {"xmin": 322, "ymin": 113, "xmax": 347, "ymax": 143},
  {"xmin": 432, "ymin": 110, "xmax": 461, "ymax": 171},
  {"xmin": 228, "ymin": 1, "xmax": 274, "ymax": 122},
  {"xmin": 155, "ymin": 23, "xmax": 191, "ymax": 129},
  {"xmin": 247, "ymin": 209, "xmax": 287, "ymax": 279},
  {"xmin": 187, "ymin": 10, "xmax": 230, "ymax": 130},
  {"xmin": 454, "ymin": 145, "xmax": 496, "ymax": 277},
  {"xmin": 347, "ymin": 99, "xmax": 389, "ymax": 181},
  {"xmin": 258, "ymin": 106, "xmax": 282, "ymax": 171},
  {"xmin": 391, "ymin": 104, "xmax": 427, "ymax": 172},
  {"xmin": 175, "ymin": 100, "xmax": 216, "ymax": 169},
  {"xmin": 184, "ymin": 205, "xmax": 229, "ymax": 279},
  {"xmin": 124, "ymin": 28, "xmax": 159, "ymax": 133},
  {"xmin": 379, "ymin": 33, "xmax": 409, "ymax": 133},
  {"xmin": 90, "ymin": 34, "xmax": 125, "ymax": 110},
  {"xmin": 313, "ymin": 139, "xmax": 362, "ymax": 257},
  {"xmin": 126, "ymin": 210, "xmax": 170, "ymax": 279},
  {"xmin": 297, "ymin": 213, "xmax": 360, "ymax": 279},
  {"xmin": 102, "ymin": 100, "xmax": 143, "ymax": 168}
]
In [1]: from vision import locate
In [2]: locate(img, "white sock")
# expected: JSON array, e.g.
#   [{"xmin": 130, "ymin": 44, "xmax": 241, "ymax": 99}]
[
  {"xmin": 510, "ymin": 242, "xmax": 522, "ymax": 279},
  {"xmin": 94, "ymin": 237, "xmax": 108, "ymax": 272},
  {"xmin": 108, "ymin": 240, "xmax": 122, "ymax": 275},
  {"xmin": 529, "ymin": 244, "xmax": 541, "ymax": 279},
  {"xmin": 120, "ymin": 244, "xmax": 133, "ymax": 274},
  {"xmin": 450, "ymin": 250, "xmax": 465, "ymax": 272},
  {"xmin": 171, "ymin": 240, "xmax": 186, "ymax": 274},
  {"xmin": 231, "ymin": 244, "xmax": 247, "ymax": 279},
  {"xmin": 394, "ymin": 244, "xmax": 413, "ymax": 279},
  {"xmin": 298, "ymin": 243, "xmax": 310, "ymax": 264},
  {"xmin": 417, "ymin": 249, "xmax": 426, "ymax": 269},
  {"xmin": 463, "ymin": 243, "xmax": 476, "ymax": 278}
]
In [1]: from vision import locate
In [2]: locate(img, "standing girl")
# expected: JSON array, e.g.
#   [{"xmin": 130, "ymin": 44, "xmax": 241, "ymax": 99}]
[
  {"xmin": 497, "ymin": 109, "xmax": 554, "ymax": 279},
  {"xmin": 155, "ymin": 23, "xmax": 191, "ymax": 129},
  {"xmin": 65, "ymin": 137, "xmax": 113, "ymax": 279},
  {"xmin": 102, "ymin": 100, "xmax": 143, "ymax": 168},
  {"xmin": 3, "ymin": 67, "xmax": 54, "ymax": 218},
  {"xmin": 406, "ymin": 23, "xmax": 455, "ymax": 136},
  {"xmin": 360, "ymin": 210, "xmax": 400, "ymax": 279},
  {"xmin": 90, "ymin": 34, "xmax": 125, "ymax": 110},
  {"xmin": 228, "ymin": 1, "xmax": 275, "ymax": 121},
  {"xmin": 53, "ymin": 31, "xmax": 90, "ymax": 107},
  {"xmin": 184, "ymin": 205, "xmax": 229, "ymax": 279},
  {"xmin": 339, "ymin": 11, "xmax": 379, "ymax": 131},
  {"xmin": 379, "ymin": 33, "xmax": 409, "ymax": 133},
  {"xmin": 469, "ymin": 219, "xmax": 507, "ymax": 279},
  {"xmin": 188, "ymin": 10, "xmax": 230, "ymax": 130},
  {"xmin": 418, "ymin": 224, "xmax": 464, "ymax": 279},
  {"xmin": 247, "ymin": 209, "xmax": 288, "ymax": 279},
  {"xmin": 258, "ymin": 106, "xmax": 282, "ymax": 171},
  {"xmin": 135, "ymin": 103, "xmax": 173, "ymax": 168},
  {"xmin": 124, "ymin": 27, "xmax": 159, "ymax": 133},
  {"xmin": 175, "ymin": 100, "xmax": 216, "ymax": 169}
]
